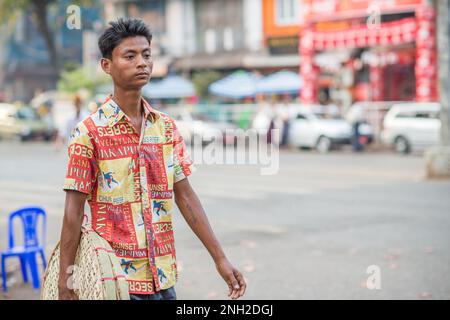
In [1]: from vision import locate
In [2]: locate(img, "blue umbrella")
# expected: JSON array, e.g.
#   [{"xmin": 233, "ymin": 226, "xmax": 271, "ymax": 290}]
[
  {"xmin": 143, "ymin": 75, "xmax": 195, "ymax": 99},
  {"xmin": 209, "ymin": 70, "xmax": 260, "ymax": 99},
  {"xmin": 256, "ymin": 70, "xmax": 303, "ymax": 94}
]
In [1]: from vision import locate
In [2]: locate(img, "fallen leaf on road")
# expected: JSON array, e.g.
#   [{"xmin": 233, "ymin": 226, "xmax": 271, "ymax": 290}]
[
  {"xmin": 388, "ymin": 263, "xmax": 399, "ymax": 270},
  {"xmin": 206, "ymin": 291, "xmax": 220, "ymax": 299},
  {"xmin": 418, "ymin": 292, "xmax": 432, "ymax": 299},
  {"xmin": 424, "ymin": 246, "xmax": 435, "ymax": 254},
  {"xmin": 385, "ymin": 248, "xmax": 403, "ymax": 260},
  {"xmin": 243, "ymin": 263, "xmax": 256, "ymax": 273}
]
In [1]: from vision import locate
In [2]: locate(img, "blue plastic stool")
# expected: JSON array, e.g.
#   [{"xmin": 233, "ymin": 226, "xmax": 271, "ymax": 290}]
[{"xmin": 1, "ymin": 207, "xmax": 47, "ymax": 292}]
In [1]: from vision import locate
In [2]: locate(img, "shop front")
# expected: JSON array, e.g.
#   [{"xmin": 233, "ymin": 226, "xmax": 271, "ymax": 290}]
[{"xmin": 298, "ymin": 0, "xmax": 437, "ymax": 105}]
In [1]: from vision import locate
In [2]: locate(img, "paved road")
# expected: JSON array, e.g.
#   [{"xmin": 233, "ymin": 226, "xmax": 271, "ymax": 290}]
[{"xmin": 1, "ymin": 141, "xmax": 449, "ymax": 300}]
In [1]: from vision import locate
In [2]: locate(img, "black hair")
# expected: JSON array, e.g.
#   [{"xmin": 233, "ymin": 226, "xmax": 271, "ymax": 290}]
[{"xmin": 98, "ymin": 18, "xmax": 152, "ymax": 59}]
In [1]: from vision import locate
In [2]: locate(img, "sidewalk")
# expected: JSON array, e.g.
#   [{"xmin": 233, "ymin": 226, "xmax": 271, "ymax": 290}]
[{"xmin": 1, "ymin": 270, "xmax": 41, "ymax": 300}]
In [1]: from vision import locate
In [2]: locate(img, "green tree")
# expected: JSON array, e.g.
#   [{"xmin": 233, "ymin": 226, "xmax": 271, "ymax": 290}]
[
  {"xmin": 0, "ymin": 0, "xmax": 91, "ymax": 76},
  {"xmin": 57, "ymin": 64, "xmax": 110, "ymax": 95}
]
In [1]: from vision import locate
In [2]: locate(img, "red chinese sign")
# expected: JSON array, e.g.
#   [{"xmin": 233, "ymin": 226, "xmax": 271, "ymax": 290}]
[
  {"xmin": 299, "ymin": 2, "xmax": 437, "ymax": 104},
  {"xmin": 312, "ymin": 17, "xmax": 416, "ymax": 51}
]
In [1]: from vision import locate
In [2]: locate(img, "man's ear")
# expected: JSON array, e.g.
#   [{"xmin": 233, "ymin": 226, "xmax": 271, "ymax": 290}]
[{"xmin": 100, "ymin": 58, "xmax": 111, "ymax": 75}]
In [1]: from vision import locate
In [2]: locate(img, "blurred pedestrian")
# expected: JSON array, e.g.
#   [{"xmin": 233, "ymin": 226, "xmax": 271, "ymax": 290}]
[
  {"xmin": 54, "ymin": 94, "xmax": 89, "ymax": 151},
  {"xmin": 65, "ymin": 94, "xmax": 90, "ymax": 140},
  {"xmin": 266, "ymin": 97, "xmax": 280, "ymax": 144},
  {"xmin": 346, "ymin": 105, "xmax": 364, "ymax": 152},
  {"xmin": 251, "ymin": 95, "xmax": 268, "ymax": 130},
  {"xmin": 279, "ymin": 94, "xmax": 292, "ymax": 148}
]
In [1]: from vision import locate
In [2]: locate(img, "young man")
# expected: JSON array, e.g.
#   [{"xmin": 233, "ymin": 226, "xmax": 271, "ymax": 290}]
[{"xmin": 58, "ymin": 18, "xmax": 246, "ymax": 300}]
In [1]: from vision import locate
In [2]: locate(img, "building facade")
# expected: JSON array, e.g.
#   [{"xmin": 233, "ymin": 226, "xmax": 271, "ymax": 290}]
[
  {"xmin": 105, "ymin": 0, "xmax": 300, "ymax": 75},
  {"xmin": 298, "ymin": 0, "xmax": 437, "ymax": 105}
]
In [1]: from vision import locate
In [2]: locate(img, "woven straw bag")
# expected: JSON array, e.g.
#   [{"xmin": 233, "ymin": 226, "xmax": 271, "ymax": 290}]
[{"xmin": 41, "ymin": 228, "xmax": 130, "ymax": 300}]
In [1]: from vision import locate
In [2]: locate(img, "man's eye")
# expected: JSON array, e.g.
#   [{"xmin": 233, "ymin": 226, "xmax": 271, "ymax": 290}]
[
  {"xmin": 126, "ymin": 55, "xmax": 134, "ymax": 60},
  {"xmin": 144, "ymin": 54, "xmax": 152, "ymax": 59}
]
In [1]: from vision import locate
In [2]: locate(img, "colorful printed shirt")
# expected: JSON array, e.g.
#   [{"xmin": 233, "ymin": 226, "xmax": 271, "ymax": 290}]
[{"xmin": 63, "ymin": 96, "xmax": 195, "ymax": 295}]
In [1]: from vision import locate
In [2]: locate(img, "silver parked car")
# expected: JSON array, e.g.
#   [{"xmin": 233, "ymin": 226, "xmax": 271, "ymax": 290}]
[
  {"xmin": 0, "ymin": 103, "xmax": 56, "ymax": 141},
  {"xmin": 288, "ymin": 106, "xmax": 374, "ymax": 153},
  {"xmin": 288, "ymin": 110, "xmax": 354, "ymax": 153},
  {"xmin": 381, "ymin": 102, "xmax": 441, "ymax": 154}
]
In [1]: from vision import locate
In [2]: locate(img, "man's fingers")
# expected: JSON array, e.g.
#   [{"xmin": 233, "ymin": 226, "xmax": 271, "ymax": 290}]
[
  {"xmin": 228, "ymin": 273, "xmax": 241, "ymax": 299},
  {"xmin": 228, "ymin": 284, "xmax": 235, "ymax": 298},
  {"xmin": 231, "ymin": 287, "xmax": 238, "ymax": 300},
  {"xmin": 238, "ymin": 280, "xmax": 246, "ymax": 297},
  {"xmin": 234, "ymin": 270, "xmax": 246, "ymax": 297},
  {"xmin": 228, "ymin": 283, "xmax": 233, "ymax": 297},
  {"xmin": 219, "ymin": 263, "xmax": 246, "ymax": 299}
]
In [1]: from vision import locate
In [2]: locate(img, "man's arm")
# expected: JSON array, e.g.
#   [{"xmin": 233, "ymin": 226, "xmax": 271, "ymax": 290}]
[
  {"xmin": 58, "ymin": 190, "xmax": 87, "ymax": 300},
  {"xmin": 174, "ymin": 178, "xmax": 246, "ymax": 300}
]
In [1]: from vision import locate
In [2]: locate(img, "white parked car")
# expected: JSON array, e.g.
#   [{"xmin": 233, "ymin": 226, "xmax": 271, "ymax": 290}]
[
  {"xmin": 288, "ymin": 110, "xmax": 355, "ymax": 153},
  {"xmin": 288, "ymin": 110, "xmax": 373, "ymax": 153},
  {"xmin": 381, "ymin": 102, "xmax": 441, "ymax": 154},
  {"xmin": 0, "ymin": 103, "xmax": 56, "ymax": 141},
  {"xmin": 252, "ymin": 104, "xmax": 373, "ymax": 153}
]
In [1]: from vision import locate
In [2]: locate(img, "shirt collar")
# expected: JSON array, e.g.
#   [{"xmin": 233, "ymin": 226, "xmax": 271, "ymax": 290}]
[{"xmin": 102, "ymin": 95, "xmax": 160, "ymax": 127}]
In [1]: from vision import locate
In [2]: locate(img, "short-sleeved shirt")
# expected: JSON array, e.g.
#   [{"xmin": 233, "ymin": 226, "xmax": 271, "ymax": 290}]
[{"xmin": 63, "ymin": 96, "xmax": 195, "ymax": 295}]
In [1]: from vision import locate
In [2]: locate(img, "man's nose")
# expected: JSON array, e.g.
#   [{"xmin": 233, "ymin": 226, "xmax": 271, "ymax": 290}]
[{"xmin": 136, "ymin": 54, "xmax": 148, "ymax": 68}]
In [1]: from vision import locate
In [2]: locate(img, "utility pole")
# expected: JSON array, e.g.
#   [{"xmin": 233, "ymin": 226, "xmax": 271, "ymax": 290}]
[
  {"xmin": 437, "ymin": 0, "xmax": 450, "ymax": 145},
  {"xmin": 425, "ymin": 0, "xmax": 450, "ymax": 178}
]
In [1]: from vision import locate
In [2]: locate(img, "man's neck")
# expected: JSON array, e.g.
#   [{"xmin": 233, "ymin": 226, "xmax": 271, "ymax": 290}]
[{"xmin": 112, "ymin": 87, "xmax": 143, "ymax": 119}]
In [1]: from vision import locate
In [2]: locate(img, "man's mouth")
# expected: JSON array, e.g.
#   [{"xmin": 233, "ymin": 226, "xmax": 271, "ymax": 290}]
[{"xmin": 135, "ymin": 72, "xmax": 150, "ymax": 77}]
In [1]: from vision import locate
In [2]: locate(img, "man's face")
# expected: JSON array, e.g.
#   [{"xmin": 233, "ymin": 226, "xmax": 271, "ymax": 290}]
[{"xmin": 101, "ymin": 36, "xmax": 153, "ymax": 90}]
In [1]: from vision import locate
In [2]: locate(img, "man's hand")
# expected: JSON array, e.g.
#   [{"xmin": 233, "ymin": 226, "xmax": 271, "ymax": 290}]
[
  {"xmin": 58, "ymin": 190, "xmax": 86, "ymax": 300},
  {"xmin": 215, "ymin": 258, "xmax": 246, "ymax": 300},
  {"xmin": 58, "ymin": 282, "xmax": 79, "ymax": 300}
]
